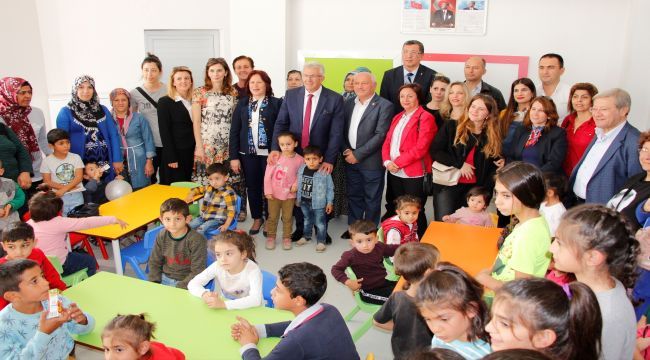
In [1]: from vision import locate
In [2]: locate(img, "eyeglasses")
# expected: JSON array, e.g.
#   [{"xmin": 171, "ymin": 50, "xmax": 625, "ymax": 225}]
[
  {"xmin": 639, "ymin": 148, "xmax": 650, "ymax": 153},
  {"xmin": 590, "ymin": 107, "xmax": 609, "ymax": 113},
  {"xmin": 303, "ymin": 74, "xmax": 322, "ymax": 80},
  {"xmin": 402, "ymin": 50, "xmax": 422, "ymax": 56}
]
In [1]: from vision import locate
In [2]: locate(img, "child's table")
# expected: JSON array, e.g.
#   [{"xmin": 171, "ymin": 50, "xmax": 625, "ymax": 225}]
[
  {"xmin": 65, "ymin": 272, "xmax": 293, "ymax": 359},
  {"xmin": 74, "ymin": 184, "xmax": 197, "ymax": 275}
]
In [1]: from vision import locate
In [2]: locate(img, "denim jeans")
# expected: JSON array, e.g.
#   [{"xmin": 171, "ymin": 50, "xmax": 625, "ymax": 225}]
[
  {"xmin": 189, "ymin": 217, "xmax": 225, "ymax": 238},
  {"xmin": 301, "ymin": 203, "xmax": 327, "ymax": 244},
  {"xmin": 62, "ymin": 191, "xmax": 84, "ymax": 216},
  {"xmin": 62, "ymin": 251, "xmax": 97, "ymax": 276},
  {"xmin": 161, "ymin": 273, "xmax": 179, "ymax": 287}
]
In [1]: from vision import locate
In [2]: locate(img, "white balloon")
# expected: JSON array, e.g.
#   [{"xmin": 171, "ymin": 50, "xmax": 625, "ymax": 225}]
[{"xmin": 105, "ymin": 179, "xmax": 133, "ymax": 200}]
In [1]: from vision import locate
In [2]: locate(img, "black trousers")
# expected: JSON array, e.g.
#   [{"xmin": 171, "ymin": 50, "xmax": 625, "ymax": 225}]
[
  {"xmin": 150, "ymin": 147, "xmax": 163, "ymax": 184},
  {"xmin": 382, "ymin": 173, "xmax": 428, "ymax": 238},
  {"xmin": 161, "ymin": 147, "xmax": 194, "ymax": 185},
  {"xmin": 240, "ymin": 153, "xmax": 268, "ymax": 220},
  {"xmin": 432, "ymin": 183, "xmax": 474, "ymax": 221}
]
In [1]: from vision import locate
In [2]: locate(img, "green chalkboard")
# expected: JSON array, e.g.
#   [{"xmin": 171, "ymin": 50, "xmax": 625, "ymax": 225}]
[{"xmin": 305, "ymin": 57, "xmax": 394, "ymax": 94}]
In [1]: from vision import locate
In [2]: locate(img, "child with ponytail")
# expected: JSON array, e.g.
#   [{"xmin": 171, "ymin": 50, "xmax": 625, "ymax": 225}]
[
  {"xmin": 549, "ymin": 204, "xmax": 639, "ymax": 360},
  {"xmin": 102, "ymin": 313, "xmax": 185, "ymax": 359},
  {"xmin": 486, "ymin": 278, "xmax": 602, "ymax": 359}
]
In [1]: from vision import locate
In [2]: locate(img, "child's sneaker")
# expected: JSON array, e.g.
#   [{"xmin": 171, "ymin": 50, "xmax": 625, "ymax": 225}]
[
  {"xmin": 282, "ymin": 238, "xmax": 292, "ymax": 250},
  {"xmin": 266, "ymin": 237, "xmax": 276, "ymax": 250},
  {"xmin": 315, "ymin": 243, "xmax": 326, "ymax": 252},
  {"xmin": 296, "ymin": 237, "xmax": 310, "ymax": 246}
]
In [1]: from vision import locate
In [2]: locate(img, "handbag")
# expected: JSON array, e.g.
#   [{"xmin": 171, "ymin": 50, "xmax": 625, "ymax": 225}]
[{"xmin": 431, "ymin": 161, "xmax": 461, "ymax": 186}]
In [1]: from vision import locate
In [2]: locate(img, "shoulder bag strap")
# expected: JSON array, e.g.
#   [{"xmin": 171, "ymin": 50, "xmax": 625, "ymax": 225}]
[{"xmin": 136, "ymin": 87, "xmax": 158, "ymax": 109}]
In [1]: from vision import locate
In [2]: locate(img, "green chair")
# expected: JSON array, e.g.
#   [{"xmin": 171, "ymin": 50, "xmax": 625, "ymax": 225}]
[
  {"xmin": 376, "ymin": 227, "xmax": 400, "ymax": 282},
  {"xmin": 47, "ymin": 256, "xmax": 88, "ymax": 287},
  {"xmin": 343, "ymin": 268, "xmax": 382, "ymax": 342},
  {"xmin": 170, "ymin": 181, "xmax": 201, "ymax": 218}
]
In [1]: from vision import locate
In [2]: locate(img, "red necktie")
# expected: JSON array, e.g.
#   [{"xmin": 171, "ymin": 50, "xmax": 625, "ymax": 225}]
[{"xmin": 302, "ymin": 94, "xmax": 313, "ymax": 148}]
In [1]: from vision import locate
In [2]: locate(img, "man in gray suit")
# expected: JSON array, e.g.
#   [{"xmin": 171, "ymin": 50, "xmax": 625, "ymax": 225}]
[{"xmin": 341, "ymin": 72, "xmax": 392, "ymax": 238}]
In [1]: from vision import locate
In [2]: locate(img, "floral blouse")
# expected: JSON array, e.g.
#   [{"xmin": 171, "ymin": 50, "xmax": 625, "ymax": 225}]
[{"xmin": 192, "ymin": 87, "xmax": 237, "ymax": 163}]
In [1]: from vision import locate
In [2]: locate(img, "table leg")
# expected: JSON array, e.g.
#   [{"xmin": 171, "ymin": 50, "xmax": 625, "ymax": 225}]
[{"xmin": 111, "ymin": 239, "xmax": 123, "ymax": 275}]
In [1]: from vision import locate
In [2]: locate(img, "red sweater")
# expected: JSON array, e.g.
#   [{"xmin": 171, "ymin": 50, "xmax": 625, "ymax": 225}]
[
  {"xmin": 144, "ymin": 341, "xmax": 185, "ymax": 359},
  {"xmin": 0, "ymin": 248, "xmax": 67, "ymax": 310}
]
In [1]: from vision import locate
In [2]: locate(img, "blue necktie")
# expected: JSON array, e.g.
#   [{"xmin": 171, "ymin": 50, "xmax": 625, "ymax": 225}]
[{"xmin": 406, "ymin": 73, "xmax": 414, "ymax": 84}]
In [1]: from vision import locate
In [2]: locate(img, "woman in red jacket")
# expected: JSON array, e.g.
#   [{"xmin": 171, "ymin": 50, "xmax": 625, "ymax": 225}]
[{"xmin": 381, "ymin": 83, "xmax": 437, "ymax": 237}]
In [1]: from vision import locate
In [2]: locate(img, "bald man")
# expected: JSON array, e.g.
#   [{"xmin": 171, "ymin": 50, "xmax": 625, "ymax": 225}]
[{"xmin": 464, "ymin": 56, "xmax": 506, "ymax": 111}]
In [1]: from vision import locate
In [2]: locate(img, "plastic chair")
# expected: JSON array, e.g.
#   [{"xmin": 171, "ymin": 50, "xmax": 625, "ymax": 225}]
[
  {"xmin": 204, "ymin": 196, "xmax": 242, "ymax": 239},
  {"xmin": 261, "ymin": 270, "xmax": 277, "ymax": 308},
  {"xmin": 343, "ymin": 268, "xmax": 382, "ymax": 342},
  {"xmin": 120, "ymin": 225, "xmax": 163, "ymax": 280},
  {"xmin": 170, "ymin": 181, "xmax": 201, "ymax": 218},
  {"xmin": 376, "ymin": 227, "xmax": 400, "ymax": 282},
  {"xmin": 47, "ymin": 255, "xmax": 88, "ymax": 287}
]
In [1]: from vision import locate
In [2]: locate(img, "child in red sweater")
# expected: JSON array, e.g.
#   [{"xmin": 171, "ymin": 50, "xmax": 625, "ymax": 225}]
[
  {"xmin": 0, "ymin": 221, "xmax": 66, "ymax": 310},
  {"xmin": 102, "ymin": 313, "xmax": 185, "ymax": 359}
]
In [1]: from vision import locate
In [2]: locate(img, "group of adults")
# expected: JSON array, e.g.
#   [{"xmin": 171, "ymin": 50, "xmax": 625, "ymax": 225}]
[{"xmin": 1, "ymin": 39, "xmax": 646, "ymax": 239}]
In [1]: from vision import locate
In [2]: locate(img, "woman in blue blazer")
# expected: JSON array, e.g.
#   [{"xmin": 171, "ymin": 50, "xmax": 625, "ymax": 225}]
[
  {"xmin": 56, "ymin": 75, "xmax": 123, "ymax": 180},
  {"xmin": 230, "ymin": 70, "xmax": 282, "ymax": 234}
]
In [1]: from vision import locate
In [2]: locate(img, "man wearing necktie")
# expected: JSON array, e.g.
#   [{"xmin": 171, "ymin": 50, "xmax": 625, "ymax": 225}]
[
  {"xmin": 380, "ymin": 40, "xmax": 436, "ymax": 117},
  {"xmin": 270, "ymin": 62, "xmax": 344, "ymax": 241},
  {"xmin": 431, "ymin": 0, "xmax": 455, "ymax": 28}
]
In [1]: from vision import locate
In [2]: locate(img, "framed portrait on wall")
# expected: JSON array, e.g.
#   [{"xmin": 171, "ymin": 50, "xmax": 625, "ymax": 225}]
[{"xmin": 402, "ymin": 0, "xmax": 488, "ymax": 35}]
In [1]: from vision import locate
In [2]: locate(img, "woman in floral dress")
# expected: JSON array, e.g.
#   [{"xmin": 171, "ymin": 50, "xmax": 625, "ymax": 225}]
[{"xmin": 191, "ymin": 58, "xmax": 246, "ymax": 220}]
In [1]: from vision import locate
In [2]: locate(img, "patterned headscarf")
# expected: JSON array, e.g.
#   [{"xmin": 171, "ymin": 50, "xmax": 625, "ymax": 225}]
[
  {"xmin": 109, "ymin": 88, "xmax": 133, "ymax": 149},
  {"xmin": 67, "ymin": 75, "xmax": 105, "ymax": 126},
  {"xmin": 0, "ymin": 77, "xmax": 39, "ymax": 154}
]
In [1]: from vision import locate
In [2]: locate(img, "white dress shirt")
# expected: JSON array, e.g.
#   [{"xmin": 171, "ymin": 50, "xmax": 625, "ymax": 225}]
[
  {"xmin": 174, "ymin": 95, "xmax": 192, "ymax": 116},
  {"xmin": 348, "ymin": 95, "xmax": 373, "ymax": 148},
  {"xmin": 303, "ymin": 86, "xmax": 322, "ymax": 131},
  {"xmin": 386, "ymin": 110, "xmax": 416, "ymax": 178},
  {"xmin": 537, "ymin": 82, "xmax": 571, "ymax": 123},
  {"xmin": 572, "ymin": 121, "xmax": 627, "ymax": 199},
  {"xmin": 250, "ymin": 97, "xmax": 268, "ymax": 155},
  {"xmin": 403, "ymin": 66, "xmax": 419, "ymax": 84}
]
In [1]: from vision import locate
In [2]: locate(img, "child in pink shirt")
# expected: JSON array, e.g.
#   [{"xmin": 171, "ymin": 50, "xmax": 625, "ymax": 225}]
[
  {"xmin": 26, "ymin": 191, "xmax": 126, "ymax": 276},
  {"xmin": 442, "ymin": 186, "xmax": 494, "ymax": 227},
  {"xmin": 264, "ymin": 132, "xmax": 303, "ymax": 251}
]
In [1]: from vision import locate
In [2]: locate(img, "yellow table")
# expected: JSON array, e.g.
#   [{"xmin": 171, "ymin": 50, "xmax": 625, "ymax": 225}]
[
  {"xmin": 75, "ymin": 184, "xmax": 194, "ymax": 275},
  {"xmin": 65, "ymin": 272, "xmax": 293, "ymax": 359}
]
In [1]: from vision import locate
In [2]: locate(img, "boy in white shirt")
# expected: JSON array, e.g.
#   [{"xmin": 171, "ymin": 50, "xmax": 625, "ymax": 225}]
[{"xmin": 40, "ymin": 129, "xmax": 85, "ymax": 215}]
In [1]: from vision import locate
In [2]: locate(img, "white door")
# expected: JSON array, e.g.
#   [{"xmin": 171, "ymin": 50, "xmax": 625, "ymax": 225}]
[{"xmin": 144, "ymin": 30, "xmax": 220, "ymax": 88}]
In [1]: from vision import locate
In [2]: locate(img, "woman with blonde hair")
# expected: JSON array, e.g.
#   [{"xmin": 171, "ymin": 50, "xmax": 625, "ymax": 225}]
[{"xmin": 438, "ymin": 81, "xmax": 470, "ymax": 122}]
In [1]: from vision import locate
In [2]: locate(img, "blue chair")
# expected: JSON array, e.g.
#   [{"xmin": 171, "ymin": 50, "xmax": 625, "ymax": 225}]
[
  {"xmin": 204, "ymin": 196, "xmax": 242, "ymax": 239},
  {"xmin": 262, "ymin": 270, "xmax": 277, "ymax": 308},
  {"xmin": 120, "ymin": 225, "xmax": 164, "ymax": 280}
]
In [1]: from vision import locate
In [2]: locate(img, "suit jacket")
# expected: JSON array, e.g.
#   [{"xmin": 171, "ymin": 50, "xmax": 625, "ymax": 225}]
[
  {"xmin": 381, "ymin": 106, "xmax": 437, "ymax": 177},
  {"xmin": 156, "ymin": 96, "xmax": 196, "ymax": 166},
  {"xmin": 241, "ymin": 304, "xmax": 359, "ymax": 360},
  {"xmin": 569, "ymin": 122, "xmax": 642, "ymax": 204},
  {"xmin": 507, "ymin": 125, "xmax": 567, "ymax": 174},
  {"xmin": 479, "ymin": 81, "xmax": 507, "ymax": 111},
  {"xmin": 431, "ymin": 9, "xmax": 455, "ymax": 27},
  {"xmin": 343, "ymin": 94, "xmax": 393, "ymax": 170},
  {"xmin": 380, "ymin": 65, "xmax": 436, "ymax": 116},
  {"xmin": 230, "ymin": 96, "xmax": 283, "ymax": 159},
  {"xmin": 272, "ymin": 87, "xmax": 344, "ymax": 164}
]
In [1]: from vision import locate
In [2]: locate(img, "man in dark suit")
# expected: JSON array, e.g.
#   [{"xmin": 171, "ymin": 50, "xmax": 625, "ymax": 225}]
[
  {"xmin": 431, "ymin": 1, "xmax": 455, "ymax": 27},
  {"xmin": 340, "ymin": 72, "xmax": 392, "ymax": 239},
  {"xmin": 270, "ymin": 62, "xmax": 344, "ymax": 241},
  {"xmin": 464, "ymin": 56, "xmax": 507, "ymax": 111},
  {"xmin": 570, "ymin": 88, "xmax": 642, "ymax": 204},
  {"xmin": 380, "ymin": 40, "xmax": 436, "ymax": 116}
]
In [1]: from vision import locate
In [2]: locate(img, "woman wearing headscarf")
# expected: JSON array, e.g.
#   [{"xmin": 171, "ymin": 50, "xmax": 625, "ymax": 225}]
[
  {"xmin": 0, "ymin": 77, "xmax": 45, "ymax": 191},
  {"xmin": 56, "ymin": 75, "xmax": 123, "ymax": 180},
  {"xmin": 109, "ymin": 88, "xmax": 156, "ymax": 190}
]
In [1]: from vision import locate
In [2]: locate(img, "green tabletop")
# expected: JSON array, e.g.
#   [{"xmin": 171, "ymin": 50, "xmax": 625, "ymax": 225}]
[{"xmin": 64, "ymin": 272, "xmax": 293, "ymax": 359}]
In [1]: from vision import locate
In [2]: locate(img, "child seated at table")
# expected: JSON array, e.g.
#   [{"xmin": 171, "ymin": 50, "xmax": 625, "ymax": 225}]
[
  {"xmin": 188, "ymin": 230, "xmax": 263, "ymax": 309},
  {"xmin": 26, "ymin": 191, "xmax": 127, "ymax": 277},
  {"xmin": 0, "ymin": 259, "xmax": 95, "ymax": 358},
  {"xmin": 102, "ymin": 313, "xmax": 185, "ymax": 359},
  {"xmin": 40, "ymin": 129, "xmax": 85, "ymax": 216},
  {"xmin": 185, "ymin": 163, "xmax": 237, "ymax": 238},
  {"xmin": 373, "ymin": 242, "xmax": 440, "ymax": 359},
  {"xmin": 442, "ymin": 186, "xmax": 494, "ymax": 227},
  {"xmin": 231, "ymin": 262, "xmax": 359, "ymax": 360},
  {"xmin": 0, "ymin": 222, "xmax": 66, "ymax": 310},
  {"xmin": 331, "ymin": 219, "xmax": 400, "ymax": 305},
  {"xmin": 148, "ymin": 198, "xmax": 207, "ymax": 289},
  {"xmin": 381, "ymin": 195, "xmax": 421, "ymax": 246},
  {"xmin": 82, "ymin": 161, "xmax": 108, "ymax": 204},
  {"xmin": 0, "ymin": 159, "xmax": 25, "ymax": 230}
]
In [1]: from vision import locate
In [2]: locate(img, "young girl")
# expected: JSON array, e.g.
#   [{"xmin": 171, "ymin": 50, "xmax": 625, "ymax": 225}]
[
  {"xmin": 442, "ymin": 186, "xmax": 494, "ymax": 227},
  {"xmin": 416, "ymin": 262, "xmax": 491, "ymax": 359},
  {"xmin": 263, "ymin": 132, "xmax": 303, "ymax": 250},
  {"xmin": 382, "ymin": 195, "xmax": 420, "ymax": 246},
  {"xmin": 102, "ymin": 313, "xmax": 185, "ymax": 359},
  {"xmin": 26, "ymin": 191, "xmax": 126, "ymax": 276},
  {"xmin": 187, "ymin": 230, "xmax": 263, "ymax": 309},
  {"xmin": 538, "ymin": 172, "xmax": 566, "ymax": 236},
  {"xmin": 475, "ymin": 162, "xmax": 551, "ymax": 292},
  {"xmin": 549, "ymin": 204, "xmax": 639, "ymax": 360},
  {"xmin": 486, "ymin": 278, "xmax": 602, "ymax": 359}
]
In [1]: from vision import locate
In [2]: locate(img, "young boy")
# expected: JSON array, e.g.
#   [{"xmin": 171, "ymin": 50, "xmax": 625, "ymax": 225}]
[
  {"xmin": 331, "ymin": 220, "xmax": 400, "ymax": 305},
  {"xmin": 185, "ymin": 163, "xmax": 236, "ymax": 237},
  {"xmin": 0, "ymin": 222, "xmax": 67, "ymax": 310},
  {"xmin": 0, "ymin": 159, "xmax": 25, "ymax": 229},
  {"xmin": 148, "ymin": 198, "xmax": 207, "ymax": 289},
  {"xmin": 82, "ymin": 161, "xmax": 108, "ymax": 204},
  {"xmin": 40, "ymin": 129, "xmax": 85, "ymax": 216},
  {"xmin": 373, "ymin": 242, "xmax": 440, "ymax": 359},
  {"xmin": 295, "ymin": 146, "xmax": 334, "ymax": 252},
  {"xmin": 0, "ymin": 259, "xmax": 94, "ymax": 358},
  {"xmin": 231, "ymin": 262, "xmax": 359, "ymax": 360},
  {"xmin": 539, "ymin": 172, "xmax": 567, "ymax": 236}
]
